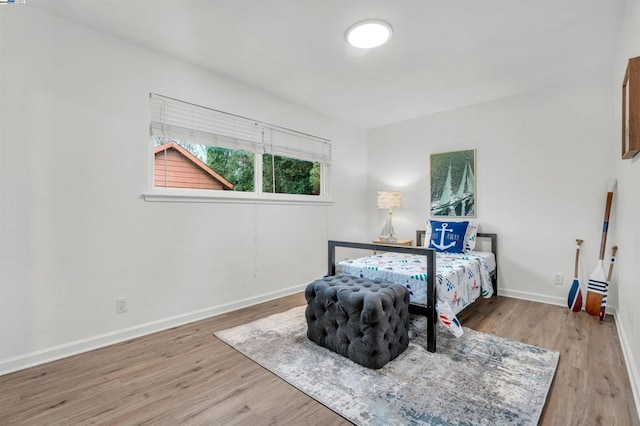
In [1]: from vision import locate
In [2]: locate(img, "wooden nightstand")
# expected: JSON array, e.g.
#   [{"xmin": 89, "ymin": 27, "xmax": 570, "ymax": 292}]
[{"xmin": 371, "ymin": 239, "xmax": 413, "ymax": 247}]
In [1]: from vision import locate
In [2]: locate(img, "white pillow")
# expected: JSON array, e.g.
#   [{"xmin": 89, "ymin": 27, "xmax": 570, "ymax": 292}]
[{"xmin": 424, "ymin": 220, "xmax": 478, "ymax": 252}]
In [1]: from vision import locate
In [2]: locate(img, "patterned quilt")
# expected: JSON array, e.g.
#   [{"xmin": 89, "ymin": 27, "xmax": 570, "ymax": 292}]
[{"xmin": 337, "ymin": 252, "xmax": 493, "ymax": 337}]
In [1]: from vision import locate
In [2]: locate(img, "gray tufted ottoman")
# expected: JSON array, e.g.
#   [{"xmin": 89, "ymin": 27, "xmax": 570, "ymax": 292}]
[{"xmin": 304, "ymin": 274, "xmax": 410, "ymax": 369}]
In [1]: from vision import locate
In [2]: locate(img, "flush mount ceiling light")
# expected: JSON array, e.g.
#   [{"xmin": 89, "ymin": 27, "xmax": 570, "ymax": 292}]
[{"xmin": 346, "ymin": 19, "xmax": 392, "ymax": 49}]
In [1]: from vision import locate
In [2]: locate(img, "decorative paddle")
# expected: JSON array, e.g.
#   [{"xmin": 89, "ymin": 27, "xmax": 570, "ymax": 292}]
[
  {"xmin": 586, "ymin": 180, "xmax": 616, "ymax": 316},
  {"xmin": 599, "ymin": 246, "xmax": 617, "ymax": 322},
  {"xmin": 567, "ymin": 239, "xmax": 583, "ymax": 312}
]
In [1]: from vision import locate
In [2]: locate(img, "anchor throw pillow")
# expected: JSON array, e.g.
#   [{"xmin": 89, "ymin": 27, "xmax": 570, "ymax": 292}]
[
  {"xmin": 424, "ymin": 220, "xmax": 477, "ymax": 252},
  {"xmin": 427, "ymin": 220, "xmax": 469, "ymax": 253}
]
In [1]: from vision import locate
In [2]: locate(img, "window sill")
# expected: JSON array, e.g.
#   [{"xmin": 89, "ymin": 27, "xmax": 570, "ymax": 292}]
[{"xmin": 142, "ymin": 188, "xmax": 334, "ymax": 205}]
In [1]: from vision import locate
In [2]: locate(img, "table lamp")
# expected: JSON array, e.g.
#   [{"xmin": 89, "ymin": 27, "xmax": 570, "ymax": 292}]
[{"xmin": 377, "ymin": 191, "xmax": 402, "ymax": 242}]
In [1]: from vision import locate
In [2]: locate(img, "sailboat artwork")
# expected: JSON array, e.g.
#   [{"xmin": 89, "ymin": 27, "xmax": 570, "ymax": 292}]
[{"xmin": 430, "ymin": 149, "xmax": 476, "ymax": 217}]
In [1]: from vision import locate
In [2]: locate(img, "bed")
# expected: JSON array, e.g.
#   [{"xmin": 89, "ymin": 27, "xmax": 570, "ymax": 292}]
[{"xmin": 327, "ymin": 230, "xmax": 497, "ymax": 353}]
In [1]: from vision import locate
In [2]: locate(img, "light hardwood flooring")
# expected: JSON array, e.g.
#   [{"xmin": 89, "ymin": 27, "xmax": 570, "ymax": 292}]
[{"xmin": 1, "ymin": 294, "xmax": 638, "ymax": 425}]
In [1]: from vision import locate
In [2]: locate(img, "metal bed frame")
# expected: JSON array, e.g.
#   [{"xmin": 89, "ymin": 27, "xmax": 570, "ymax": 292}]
[{"xmin": 327, "ymin": 232, "xmax": 497, "ymax": 353}]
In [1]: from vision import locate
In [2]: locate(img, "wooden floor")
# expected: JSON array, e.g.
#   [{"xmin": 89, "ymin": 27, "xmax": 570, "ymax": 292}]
[{"xmin": 1, "ymin": 294, "xmax": 638, "ymax": 425}]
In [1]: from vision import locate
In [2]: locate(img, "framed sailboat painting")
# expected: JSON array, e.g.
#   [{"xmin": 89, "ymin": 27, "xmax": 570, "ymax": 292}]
[{"xmin": 430, "ymin": 149, "xmax": 476, "ymax": 217}]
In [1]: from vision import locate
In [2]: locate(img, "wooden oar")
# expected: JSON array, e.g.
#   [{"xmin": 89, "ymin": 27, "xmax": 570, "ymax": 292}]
[
  {"xmin": 599, "ymin": 246, "xmax": 617, "ymax": 322},
  {"xmin": 586, "ymin": 180, "xmax": 616, "ymax": 316},
  {"xmin": 567, "ymin": 239, "xmax": 583, "ymax": 312}
]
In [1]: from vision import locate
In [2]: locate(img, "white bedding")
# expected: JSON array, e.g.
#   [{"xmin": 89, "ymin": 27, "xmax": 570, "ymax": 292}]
[
  {"xmin": 474, "ymin": 251, "xmax": 496, "ymax": 273},
  {"xmin": 336, "ymin": 251, "xmax": 494, "ymax": 337}
]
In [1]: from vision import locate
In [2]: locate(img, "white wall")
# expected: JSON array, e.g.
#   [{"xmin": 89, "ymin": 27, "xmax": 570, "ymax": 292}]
[
  {"xmin": 368, "ymin": 74, "xmax": 616, "ymax": 305},
  {"xmin": 369, "ymin": 43, "xmax": 640, "ymax": 414},
  {"xmin": 613, "ymin": 0, "xmax": 640, "ymax": 414},
  {"xmin": 0, "ymin": 7, "xmax": 368, "ymax": 373}
]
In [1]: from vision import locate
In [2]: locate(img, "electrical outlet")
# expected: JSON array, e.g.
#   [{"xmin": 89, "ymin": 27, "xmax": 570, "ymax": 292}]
[
  {"xmin": 116, "ymin": 297, "xmax": 128, "ymax": 313},
  {"xmin": 554, "ymin": 274, "xmax": 564, "ymax": 285}
]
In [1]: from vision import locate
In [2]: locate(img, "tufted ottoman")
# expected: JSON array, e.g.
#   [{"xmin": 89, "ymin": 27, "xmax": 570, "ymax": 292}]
[{"xmin": 304, "ymin": 274, "xmax": 410, "ymax": 369}]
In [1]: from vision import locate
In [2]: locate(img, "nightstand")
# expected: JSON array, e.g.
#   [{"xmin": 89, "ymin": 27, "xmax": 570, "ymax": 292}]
[{"xmin": 371, "ymin": 239, "xmax": 413, "ymax": 247}]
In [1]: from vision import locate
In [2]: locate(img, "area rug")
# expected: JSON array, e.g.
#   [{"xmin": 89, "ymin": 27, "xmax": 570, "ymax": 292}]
[{"xmin": 214, "ymin": 306, "xmax": 559, "ymax": 425}]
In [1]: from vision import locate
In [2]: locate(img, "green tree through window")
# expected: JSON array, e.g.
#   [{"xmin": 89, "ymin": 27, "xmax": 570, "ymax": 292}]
[
  {"xmin": 206, "ymin": 147, "xmax": 255, "ymax": 192},
  {"xmin": 263, "ymin": 155, "xmax": 320, "ymax": 195}
]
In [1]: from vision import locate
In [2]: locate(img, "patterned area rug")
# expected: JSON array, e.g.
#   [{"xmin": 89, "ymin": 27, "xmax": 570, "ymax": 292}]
[{"xmin": 215, "ymin": 306, "xmax": 559, "ymax": 425}]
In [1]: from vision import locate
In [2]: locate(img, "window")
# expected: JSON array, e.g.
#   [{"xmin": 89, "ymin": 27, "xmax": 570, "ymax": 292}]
[{"xmin": 148, "ymin": 93, "xmax": 331, "ymax": 202}]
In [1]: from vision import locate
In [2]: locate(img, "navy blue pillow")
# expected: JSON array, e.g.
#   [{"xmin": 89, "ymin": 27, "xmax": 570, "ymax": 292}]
[{"xmin": 427, "ymin": 220, "xmax": 469, "ymax": 253}]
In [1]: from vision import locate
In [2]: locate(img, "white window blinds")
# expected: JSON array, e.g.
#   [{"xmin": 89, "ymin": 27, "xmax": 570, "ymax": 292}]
[
  {"xmin": 265, "ymin": 127, "xmax": 332, "ymax": 165},
  {"xmin": 149, "ymin": 93, "xmax": 331, "ymax": 164}
]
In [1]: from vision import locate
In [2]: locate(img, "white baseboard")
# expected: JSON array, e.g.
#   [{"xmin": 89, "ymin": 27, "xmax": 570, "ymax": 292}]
[
  {"xmin": 498, "ymin": 287, "xmax": 620, "ymax": 313},
  {"xmin": 614, "ymin": 310, "xmax": 640, "ymax": 421},
  {"xmin": 0, "ymin": 283, "xmax": 307, "ymax": 376},
  {"xmin": 498, "ymin": 288, "xmax": 566, "ymax": 307}
]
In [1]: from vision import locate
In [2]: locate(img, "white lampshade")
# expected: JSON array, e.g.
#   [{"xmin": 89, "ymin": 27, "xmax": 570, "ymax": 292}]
[{"xmin": 377, "ymin": 191, "xmax": 402, "ymax": 210}]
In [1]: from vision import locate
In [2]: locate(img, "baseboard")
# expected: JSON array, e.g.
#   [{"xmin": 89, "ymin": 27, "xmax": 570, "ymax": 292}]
[
  {"xmin": 0, "ymin": 283, "xmax": 307, "ymax": 376},
  {"xmin": 614, "ymin": 310, "xmax": 640, "ymax": 421},
  {"xmin": 498, "ymin": 288, "xmax": 566, "ymax": 307},
  {"xmin": 499, "ymin": 287, "xmax": 619, "ymax": 313}
]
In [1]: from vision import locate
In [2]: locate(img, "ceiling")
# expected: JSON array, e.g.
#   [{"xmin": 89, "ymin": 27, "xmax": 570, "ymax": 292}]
[{"xmin": 27, "ymin": 0, "xmax": 626, "ymax": 129}]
